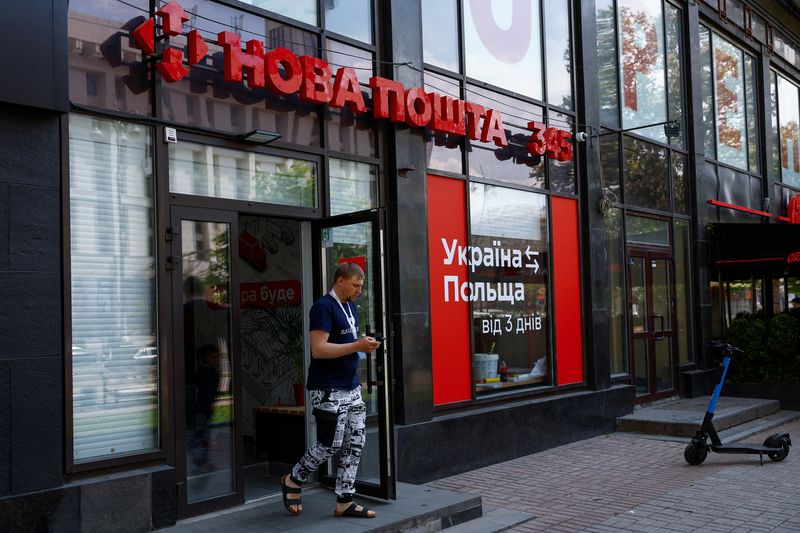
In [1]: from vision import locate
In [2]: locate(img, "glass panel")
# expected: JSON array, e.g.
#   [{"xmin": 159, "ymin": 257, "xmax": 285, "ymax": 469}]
[
  {"xmin": 700, "ymin": 26, "xmax": 715, "ymax": 159},
  {"xmin": 160, "ymin": 7, "xmax": 321, "ymax": 145},
  {"xmin": 466, "ymin": 85, "xmax": 546, "ymax": 187},
  {"xmin": 745, "ymin": 54, "xmax": 759, "ymax": 174},
  {"xmin": 726, "ymin": 277, "xmax": 755, "ymax": 321},
  {"xmin": 68, "ymin": 0, "xmax": 151, "ymax": 115},
  {"xmin": 69, "ymin": 115, "xmax": 158, "ymax": 463},
  {"xmin": 544, "ymin": 0, "xmax": 573, "ymax": 109},
  {"xmin": 618, "ymin": 0, "xmax": 667, "ymax": 143},
  {"xmin": 630, "ymin": 257, "xmax": 647, "ymax": 334},
  {"xmin": 325, "ymin": 0, "xmax": 372, "ymax": 44},
  {"xmin": 237, "ymin": 216, "xmax": 305, "ymax": 465},
  {"xmin": 652, "ymin": 259, "xmax": 671, "ymax": 330},
  {"xmin": 328, "ymin": 159, "xmax": 378, "ymax": 216},
  {"xmin": 422, "ymin": 0, "xmax": 460, "ymax": 71},
  {"xmin": 182, "ymin": 221, "xmax": 235, "ymax": 502},
  {"xmin": 464, "ymin": 0, "xmax": 543, "ymax": 99},
  {"xmin": 242, "ymin": 0, "xmax": 316, "ymax": 25},
  {"xmin": 789, "ymin": 277, "xmax": 800, "ymax": 311},
  {"xmin": 755, "ymin": 277, "xmax": 764, "ymax": 317},
  {"xmin": 470, "ymin": 184, "xmax": 551, "ymax": 392},
  {"xmin": 626, "ymin": 215, "xmax": 669, "ymax": 246},
  {"xmin": 654, "ymin": 336, "xmax": 673, "ymax": 391},
  {"xmin": 726, "ymin": 0, "xmax": 745, "ymax": 27},
  {"xmin": 777, "ymin": 75, "xmax": 800, "ymax": 187},
  {"xmin": 633, "ymin": 338, "xmax": 648, "ymax": 395},
  {"xmin": 597, "ymin": 0, "xmax": 619, "ymax": 126},
  {"xmin": 773, "ymin": 277, "xmax": 786, "ymax": 315},
  {"xmin": 425, "ymin": 71, "xmax": 465, "ymax": 174},
  {"xmin": 623, "ymin": 136, "xmax": 669, "ymax": 211},
  {"xmin": 607, "ymin": 208, "xmax": 628, "ymax": 375},
  {"xmin": 665, "ymin": 4, "xmax": 684, "ymax": 148},
  {"xmin": 713, "ymin": 33, "xmax": 748, "ymax": 171},
  {"xmin": 770, "ymin": 72, "xmax": 781, "ymax": 181},
  {"xmin": 672, "ymin": 152, "xmax": 688, "ymax": 215},
  {"xmin": 320, "ymin": 222, "xmax": 380, "ymax": 485},
  {"xmin": 600, "ymin": 134, "xmax": 621, "ymax": 202},
  {"xmin": 169, "ymin": 142, "xmax": 317, "ymax": 208},
  {"xmin": 325, "ymin": 41, "xmax": 376, "ymax": 156},
  {"xmin": 674, "ymin": 220, "xmax": 693, "ymax": 364},
  {"xmin": 548, "ymin": 111, "xmax": 575, "ymax": 194}
]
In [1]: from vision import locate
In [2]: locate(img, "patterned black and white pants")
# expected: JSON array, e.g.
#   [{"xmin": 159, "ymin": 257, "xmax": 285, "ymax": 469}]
[{"xmin": 290, "ymin": 386, "xmax": 366, "ymax": 498}]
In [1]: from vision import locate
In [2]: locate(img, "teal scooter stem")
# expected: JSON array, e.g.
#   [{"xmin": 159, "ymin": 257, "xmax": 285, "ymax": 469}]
[{"xmin": 684, "ymin": 341, "xmax": 791, "ymax": 466}]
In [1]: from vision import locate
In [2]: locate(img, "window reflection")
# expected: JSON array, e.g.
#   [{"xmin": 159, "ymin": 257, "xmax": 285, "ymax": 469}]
[
  {"xmin": 597, "ymin": 0, "xmax": 619, "ymax": 126},
  {"xmin": 619, "ymin": 0, "xmax": 667, "ymax": 143},
  {"xmin": 464, "ymin": 0, "xmax": 543, "ymax": 99},
  {"xmin": 324, "ymin": 0, "xmax": 372, "ymax": 44},
  {"xmin": 242, "ymin": 0, "xmax": 316, "ymax": 26},
  {"xmin": 606, "ymin": 208, "xmax": 628, "ymax": 375},
  {"xmin": 712, "ymin": 34, "xmax": 749, "ymax": 170},
  {"xmin": 548, "ymin": 111, "xmax": 575, "ymax": 194},
  {"xmin": 672, "ymin": 152, "xmax": 688, "ymax": 214},
  {"xmin": 777, "ymin": 74, "xmax": 800, "ymax": 187},
  {"xmin": 422, "ymin": 0, "xmax": 460, "ymax": 71},
  {"xmin": 623, "ymin": 136, "xmax": 669, "ymax": 212},
  {"xmin": 544, "ymin": 0, "xmax": 573, "ymax": 110},
  {"xmin": 329, "ymin": 159, "xmax": 378, "ymax": 216},
  {"xmin": 425, "ymin": 71, "xmax": 465, "ymax": 174},
  {"xmin": 470, "ymin": 183, "xmax": 551, "ymax": 393},
  {"xmin": 466, "ymin": 85, "xmax": 545, "ymax": 187},
  {"xmin": 666, "ymin": 4, "xmax": 684, "ymax": 148}
]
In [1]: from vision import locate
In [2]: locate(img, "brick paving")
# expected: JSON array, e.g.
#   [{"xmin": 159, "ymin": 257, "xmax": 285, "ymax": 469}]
[{"xmin": 428, "ymin": 419, "xmax": 800, "ymax": 532}]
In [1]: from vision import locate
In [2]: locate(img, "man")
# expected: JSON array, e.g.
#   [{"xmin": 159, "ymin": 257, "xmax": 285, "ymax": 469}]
[{"xmin": 281, "ymin": 262, "xmax": 381, "ymax": 518}]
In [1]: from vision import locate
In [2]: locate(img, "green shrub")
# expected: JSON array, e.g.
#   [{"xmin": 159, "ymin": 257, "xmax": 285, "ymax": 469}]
[{"xmin": 724, "ymin": 313, "xmax": 800, "ymax": 384}]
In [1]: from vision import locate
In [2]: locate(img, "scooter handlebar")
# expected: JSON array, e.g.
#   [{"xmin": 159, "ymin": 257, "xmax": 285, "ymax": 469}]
[{"xmin": 708, "ymin": 340, "xmax": 744, "ymax": 355}]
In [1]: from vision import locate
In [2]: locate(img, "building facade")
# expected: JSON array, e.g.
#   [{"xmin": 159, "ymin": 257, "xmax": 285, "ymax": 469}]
[{"xmin": 1, "ymin": 0, "xmax": 800, "ymax": 530}]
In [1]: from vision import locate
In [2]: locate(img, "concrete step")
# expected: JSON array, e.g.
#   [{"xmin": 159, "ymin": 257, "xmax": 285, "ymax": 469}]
[
  {"xmin": 442, "ymin": 507, "xmax": 534, "ymax": 532},
  {"xmin": 616, "ymin": 396, "xmax": 780, "ymax": 437}
]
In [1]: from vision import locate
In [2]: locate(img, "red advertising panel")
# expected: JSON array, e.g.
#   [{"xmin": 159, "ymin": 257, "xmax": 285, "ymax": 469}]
[
  {"xmin": 552, "ymin": 197, "xmax": 584, "ymax": 385},
  {"xmin": 427, "ymin": 175, "xmax": 472, "ymax": 405}
]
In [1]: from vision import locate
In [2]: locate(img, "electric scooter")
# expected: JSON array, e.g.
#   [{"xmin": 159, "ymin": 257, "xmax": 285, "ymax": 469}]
[{"xmin": 684, "ymin": 341, "xmax": 792, "ymax": 466}]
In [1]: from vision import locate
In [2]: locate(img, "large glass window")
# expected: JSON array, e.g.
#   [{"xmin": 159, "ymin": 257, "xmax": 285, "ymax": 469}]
[
  {"xmin": 623, "ymin": 136, "xmax": 670, "ymax": 211},
  {"xmin": 674, "ymin": 219, "xmax": 694, "ymax": 364},
  {"xmin": 469, "ymin": 184, "xmax": 551, "ymax": 393},
  {"xmin": 544, "ymin": 0, "xmax": 573, "ymax": 110},
  {"xmin": 464, "ymin": 0, "xmax": 543, "ymax": 99},
  {"xmin": 243, "ymin": 0, "xmax": 316, "ymax": 25},
  {"xmin": 328, "ymin": 159, "xmax": 378, "ymax": 216},
  {"xmin": 597, "ymin": 0, "xmax": 620, "ymax": 126},
  {"xmin": 776, "ymin": 74, "xmax": 800, "ymax": 187},
  {"xmin": 324, "ymin": 0, "xmax": 372, "ymax": 44},
  {"xmin": 618, "ymin": 0, "xmax": 667, "ymax": 143},
  {"xmin": 422, "ymin": 0, "xmax": 460, "ymax": 71},
  {"xmin": 69, "ymin": 114, "xmax": 158, "ymax": 463},
  {"xmin": 701, "ymin": 28, "xmax": 759, "ymax": 172},
  {"xmin": 607, "ymin": 208, "xmax": 628, "ymax": 375},
  {"xmin": 169, "ymin": 142, "xmax": 317, "ymax": 208}
]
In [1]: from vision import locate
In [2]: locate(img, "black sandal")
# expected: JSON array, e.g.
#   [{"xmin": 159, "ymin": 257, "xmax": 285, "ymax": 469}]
[
  {"xmin": 280, "ymin": 474, "xmax": 302, "ymax": 515},
  {"xmin": 334, "ymin": 502, "xmax": 376, "ymax": 518}
]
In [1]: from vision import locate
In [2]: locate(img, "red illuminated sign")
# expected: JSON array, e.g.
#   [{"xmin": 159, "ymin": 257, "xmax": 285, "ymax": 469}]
[
  {"xmin": 788, "ymin": 194, "xmax": 800, "ymax": 224},
  {"xmin": 129, "ymin": 1, "xmax": 573, "ymax": 161},
  {"xmin": 788, "ymin": 251, "xmax": 800, "ymax": 264}
]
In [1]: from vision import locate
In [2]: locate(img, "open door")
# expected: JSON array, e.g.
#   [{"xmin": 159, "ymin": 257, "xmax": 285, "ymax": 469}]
[{"xmin": 313, "ymin": 209, "xmax": 395, "ymax": 500}]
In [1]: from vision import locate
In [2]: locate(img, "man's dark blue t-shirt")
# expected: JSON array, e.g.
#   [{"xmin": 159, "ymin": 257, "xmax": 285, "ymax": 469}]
[{"xmin": 306, "ymin": 293, "xmax": 360, "ymax": 391}]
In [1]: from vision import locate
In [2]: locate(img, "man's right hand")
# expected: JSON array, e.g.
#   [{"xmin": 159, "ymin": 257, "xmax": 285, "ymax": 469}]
[{"xmin": 357, "ymin": 336, "xmax": 382, "ymax": 352}]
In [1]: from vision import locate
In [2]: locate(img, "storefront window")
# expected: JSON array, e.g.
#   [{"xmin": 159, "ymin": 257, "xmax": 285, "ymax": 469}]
[
  {"xmin": 745, "ymin": 55, "xmax": 759, "ymax": 173},
  {"xmin": 324, "ymin": 0, "xmax": 372, "ymax": 43},
  {"xmin": 674, "ymin": 219, "xmax": 693, "ymax": 364},
  {"xmin": 672, "ymin": 152, "xmax": 688, "ymax": 214},
  {"xmin": 69, "ymin": 114, "xmax": 158, "ymax": 462},
  {"xmin": 243, "ymin": 0, "xmax": 316, "ymax": 26},
  {"xmin": 770, "ymin": 72, "xmax": 781, "ymax": 181},
  {"xmin": 776, "ymin": 74, "xmax": 800, "ymax": 188},
  {"xmin": 328, "ymin": 159, "xmax": 378, "ymax": 216},
  {"xmin": 169, "ymin": 142, "xmax": 317, "ymax": 208},
  {"xmin": 625, "ymin": 215, "xmax": 669, "ymax": 246},
  {"xmin": 466, "ymin": 85, "xmax": 546, "ymax": 188},
  {"xmin": 325, "ymin": 41, "xmax": 375, "ymax": 157},
  {"xmin": 422, "ymin": 0, "xmax": 460, "ymax": 72},
  {"xmin": 712, "ymin": 34, "xmax": 752, "ymax": 171},
  {"xmin": 607, "ymin": 208, "xmax": 628, "ymax": 375},
  {"xmin": 544, "ymin": 0, "xmax": 573, "ymax": 110},
  {"xmin": 600, "ymin": 134, "xmax": 622, "ymax": 202},
  {"xmin": 548, "ymin": 110, "xmax": 575, "ymax": 194},
  {"xmin": 597, "ymin": 0, "xmax": 619, "ymax": 126},
  {"xmin": 464, "ymin": 0, "xmax": 543, "ymax": 99},
  {"xmin": 68, "ymin": 0, "xmax": 151, "ymax": 116},
  {"xmin": 700, "ymin": 26, "xmax": 715, "ymax": 159},
  {"xmin": 618, "ymin": 0, "xmax": 667, "ymax": 143},
  {"xmin": 623, "ymin": 136, "xmax": 669, "ymax": 212},
  {"xmin": 469, "ymin": 183, "xmax": 551, "ymax": 393}
]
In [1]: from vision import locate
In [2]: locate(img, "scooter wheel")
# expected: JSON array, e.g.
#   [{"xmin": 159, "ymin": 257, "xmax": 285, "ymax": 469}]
[
  {"xmin": 684, "ymin": 441, "xmax": 708, "ymax": 465},
  {"xmin": 767, "ymin": 438, "xmax": 790, "ymax": 462}
]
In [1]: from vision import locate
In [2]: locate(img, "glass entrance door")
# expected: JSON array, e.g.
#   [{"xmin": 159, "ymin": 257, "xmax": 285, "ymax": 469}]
[
  {"xmin": 171, "ymin": 207, "xmax": 243, "ymax": 516},
  {"xmin": 627, "ymin": 251, "xmax": 676, "ymax": 401},
  {"xmin": 314, "ymin": 210, "xmax": 395, "ymax": 500}
]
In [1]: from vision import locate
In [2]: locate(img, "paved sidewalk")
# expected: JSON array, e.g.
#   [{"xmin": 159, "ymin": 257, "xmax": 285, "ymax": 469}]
[{"xmin": 429, "ymin": 419, "xmax": 800, "ymax": 532}]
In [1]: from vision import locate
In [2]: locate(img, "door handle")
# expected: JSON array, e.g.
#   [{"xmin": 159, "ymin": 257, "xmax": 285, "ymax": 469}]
[{"xmin": 653, "ymin": 314, "xmax": 665, "ymax": 339}]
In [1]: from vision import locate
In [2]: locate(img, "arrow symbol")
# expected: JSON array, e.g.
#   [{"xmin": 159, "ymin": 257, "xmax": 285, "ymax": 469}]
[{"xmin": 524, "ymin": 246, "xmax": 540, "ymax": 273}]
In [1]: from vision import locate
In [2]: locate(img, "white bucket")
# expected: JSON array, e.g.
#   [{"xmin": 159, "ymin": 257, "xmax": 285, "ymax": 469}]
[{"xmin": 473, "ymin": 353, "xmax": 499, "ymax": 380}]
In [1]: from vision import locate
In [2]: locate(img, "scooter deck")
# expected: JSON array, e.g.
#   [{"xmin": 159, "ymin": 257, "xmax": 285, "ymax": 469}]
[{"xmin": 710, "ymin": 443, "xmax": 778, "ymax": 454}]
